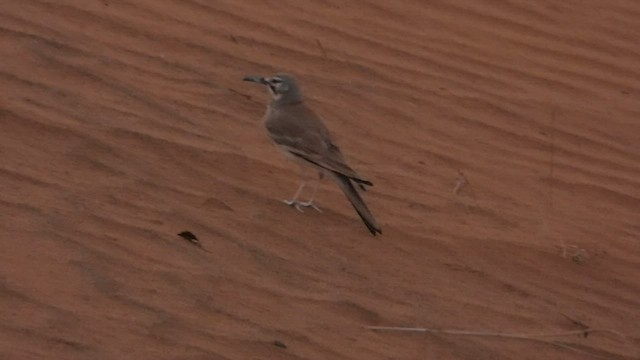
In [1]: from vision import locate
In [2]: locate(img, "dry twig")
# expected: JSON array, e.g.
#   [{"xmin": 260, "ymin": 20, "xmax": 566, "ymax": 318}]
[
  {"xmin": 453, "ymin": 171, "xmax": 468, "ymax": 195},
  {"xmin": 316, "ymin": 39, "xmax": 328, "ymax": 58},
  {"xmin": 366, "ymin": 325, "xmax": 629, "ymax": 359}
]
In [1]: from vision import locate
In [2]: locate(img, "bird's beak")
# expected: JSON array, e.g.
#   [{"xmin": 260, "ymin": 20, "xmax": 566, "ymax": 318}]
[{"xmin": 243, "ymin": 75, "xmax": 267, "ymax": 84}]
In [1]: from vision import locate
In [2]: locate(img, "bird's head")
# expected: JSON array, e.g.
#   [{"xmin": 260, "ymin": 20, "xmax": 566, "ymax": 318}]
[{"xmin": 243, "ymin": 73, "xmax": 303, "ymax": 104}]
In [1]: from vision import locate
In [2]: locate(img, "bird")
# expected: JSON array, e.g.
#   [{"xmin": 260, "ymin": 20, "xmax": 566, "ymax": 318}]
[{"xmin": 243, "ymin": 73, "xmax": 381, "ymax": 235}]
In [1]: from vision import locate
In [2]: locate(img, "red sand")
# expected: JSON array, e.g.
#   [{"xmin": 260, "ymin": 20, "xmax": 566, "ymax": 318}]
[{"xmin": 1, "ymin": 1, "xmax": 639, "ymax": 359}]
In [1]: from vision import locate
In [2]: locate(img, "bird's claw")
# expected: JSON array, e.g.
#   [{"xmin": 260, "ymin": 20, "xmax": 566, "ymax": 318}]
[
  {"xmin": 282, "ymin": 200, "xmax": 322, "ymax": 213},
  {"xmin": 298, "ymin": 200, "xmax": 322, "ymax": 212},
  {"xmin": 283, "ymin": 199, "xmax": 305, "ymax": 212}
]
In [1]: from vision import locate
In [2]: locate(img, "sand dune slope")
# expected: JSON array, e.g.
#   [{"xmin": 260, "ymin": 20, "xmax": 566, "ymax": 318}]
[{"xmin": 1, "ymin": 1, "xmax": 639, "ymax": 359}]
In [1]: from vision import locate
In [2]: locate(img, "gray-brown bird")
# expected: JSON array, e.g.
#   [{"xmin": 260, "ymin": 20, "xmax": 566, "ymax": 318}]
[{"xmin": 243, "ymin": 73, "xmax": 381, "ymax": 235}]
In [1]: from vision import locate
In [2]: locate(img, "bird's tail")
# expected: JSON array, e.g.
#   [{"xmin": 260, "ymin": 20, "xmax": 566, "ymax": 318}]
[{"xmin": 332, "ymin": 172, "xmax": 381, "ymax": 235}]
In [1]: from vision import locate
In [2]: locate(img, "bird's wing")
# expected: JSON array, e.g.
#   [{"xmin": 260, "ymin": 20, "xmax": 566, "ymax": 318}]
[{"xmin": 265, "ymin": 106, "xmax": 372, "ymax": 185}]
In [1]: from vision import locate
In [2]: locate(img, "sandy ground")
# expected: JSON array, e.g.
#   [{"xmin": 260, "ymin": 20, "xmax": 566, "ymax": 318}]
[{"xmin": 1, "ymin": 1, "xmax": 640, "ymax": 359}]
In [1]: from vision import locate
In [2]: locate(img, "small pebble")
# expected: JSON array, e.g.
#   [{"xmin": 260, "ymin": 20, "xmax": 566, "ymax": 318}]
[{"xmin": 177, "ymin": 231, "xmax": 200, "ymax": 247}]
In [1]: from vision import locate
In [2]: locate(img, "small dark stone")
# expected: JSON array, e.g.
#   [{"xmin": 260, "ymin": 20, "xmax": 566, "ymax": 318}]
[
  {"xmin": 273, "ymin": 340, "xmax": 287, "ymax": 349},
  {"xmin": 178, "ymin": 231, "xmax": 200, "ymax": 246}
]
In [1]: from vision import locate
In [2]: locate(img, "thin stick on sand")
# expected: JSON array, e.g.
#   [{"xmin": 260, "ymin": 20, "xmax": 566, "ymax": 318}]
[
  {"xmin": 316, "ymin": 39, "xmax": 328, "ymax": 58},
  {"xmin": 453, "ymin": 171, "xmax": 468, "ymax": 195},
  {"xmin": 365, "ymin": 326, "xmax": 631, "ymax": 360}
]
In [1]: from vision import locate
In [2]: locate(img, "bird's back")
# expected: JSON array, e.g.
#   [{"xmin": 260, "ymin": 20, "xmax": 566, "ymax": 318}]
[{"xmin": 265, "ymin": 101, "xmax": 370, "ymax": 184}]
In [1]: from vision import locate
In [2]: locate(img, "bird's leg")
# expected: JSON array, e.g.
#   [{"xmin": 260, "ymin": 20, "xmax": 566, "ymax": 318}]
[
  {"xmin": 298, "ymin": 181, "xmax": 322, "ymax": 212},
  {"xmin": 298, "ymin": 172, "xmax": 323, "ymax": 212},
  {"xmin": 283, "ymin": 181, "xmax": 306, "ymax": 212}
]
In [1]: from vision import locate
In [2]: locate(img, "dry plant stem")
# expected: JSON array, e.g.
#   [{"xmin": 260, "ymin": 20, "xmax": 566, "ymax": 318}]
[
  {"xmin": 560, "ymin": 312, "xmax": 589, "ymax": 329},
  {"xmin": 366, "ymin": 326, "xmax": 630, "ymax": 360},
  {"xmin": 453, "ymin": 171, "xmax": 468, "ymax": 195},
  {"xmin": 316, "ymin": 39, "xmax": 328, "ymax": 58},
  {"xmin": 365, "ymin": 326, "xmax": 624, "ymax": 339}
]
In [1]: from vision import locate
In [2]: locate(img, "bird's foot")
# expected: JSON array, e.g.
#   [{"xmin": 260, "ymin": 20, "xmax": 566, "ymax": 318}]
[
  {"xmin": 298, "ymin": 200, "xmax": 322, "ymax": 212},
  {"xmin": 283, "ymin": 199, "xmax": 305, "ymax": 213},
  {"xmin": 282, "ymin": 199, "xmax": 322, "ymax": 213}
]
